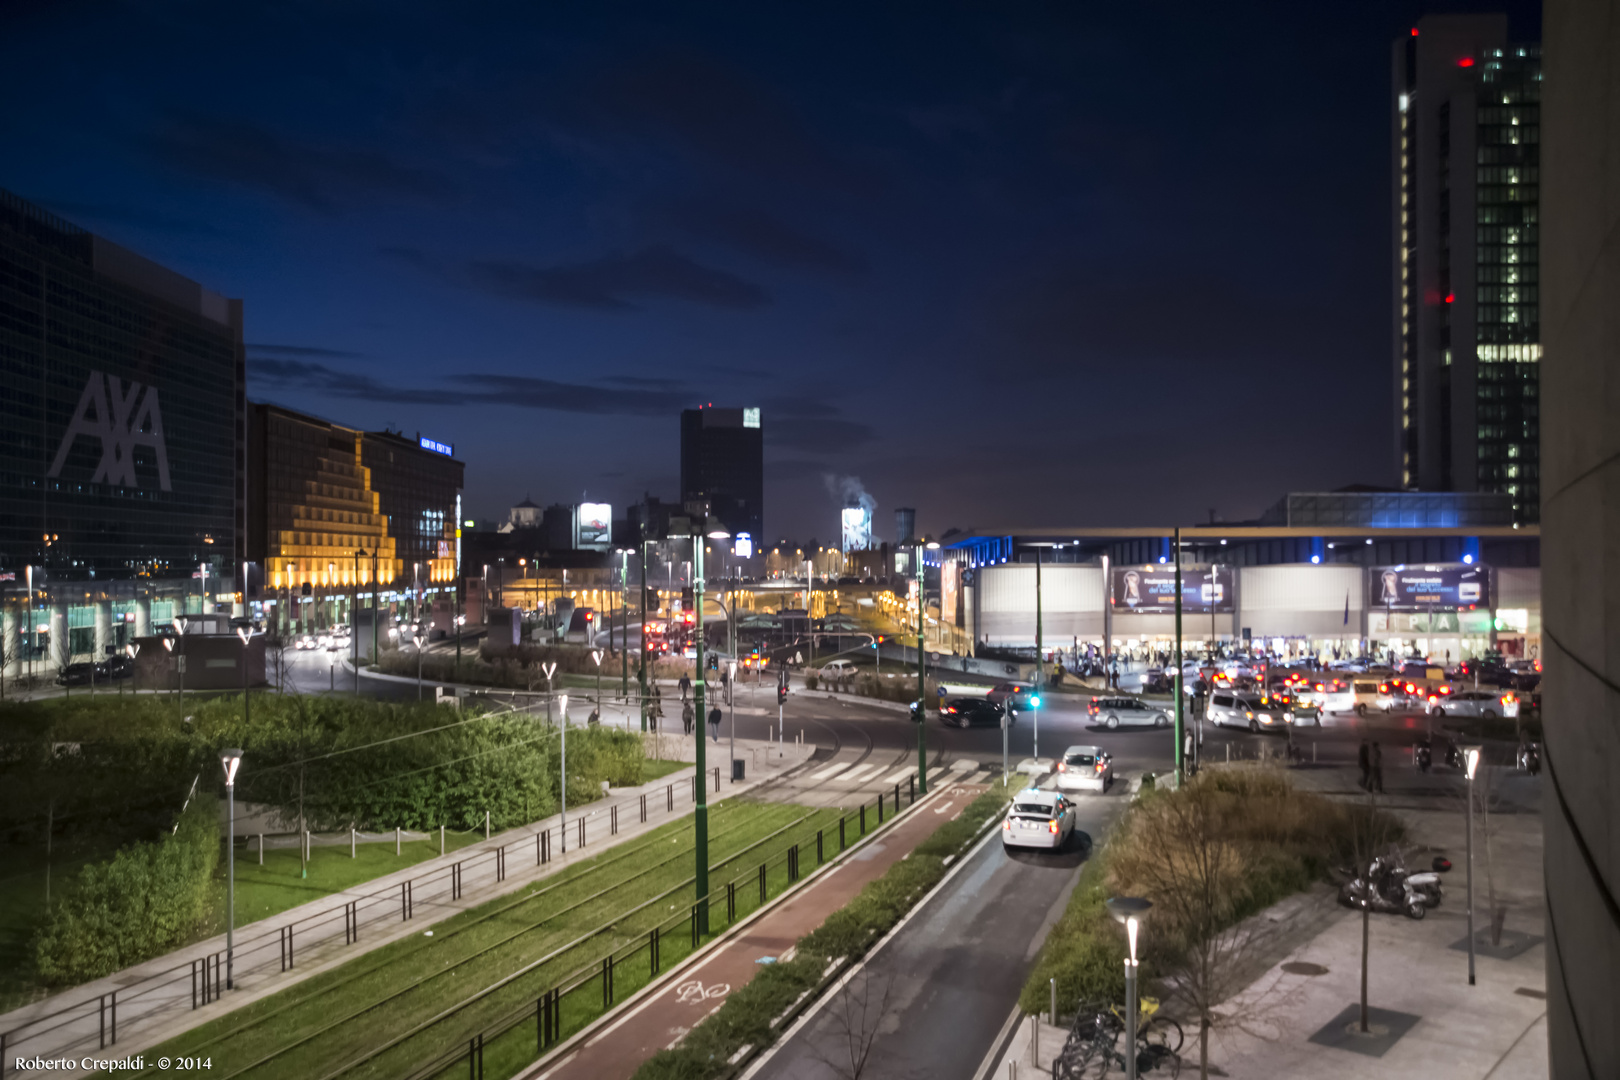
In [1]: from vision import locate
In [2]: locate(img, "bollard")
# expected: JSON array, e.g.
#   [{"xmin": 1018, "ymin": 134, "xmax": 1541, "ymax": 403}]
[
  {"xmin": 350, "ymin": 828, "xmax": 355, "ymax": 859},
  {"xmin": 441, "ymin": 824, "xmax": 445, "ymax": 857},
  {"xmin": 840, "ymin": 817, "xmax": 846, "ymax": 849},
  {"xmin": 1226, "ymin": 743, "xmax": 1231, "ymax": 762},
  {"xmin": 396, "ymin": 826, "xmax": 401, "ymax": 856},
  {"xmin": 1050, "ymin": 977, "xmax": 1057, "ymax": 1026},
  {"xmin": 640, "ymin": 793, "xmax": 648, "ymax": 823},
  {"xmin": 259, "ymin": 833, "xmax": 265, "ymax": 865},
  {"xmin": 1032, "ymin": 1014, "xmax": 1038, "ymax": 1065},
  {"xmin": 485, "ymin": 810, "xmax": 490, "ymax": 840},
  {"xmin": 817, "ymin": 828, "xmax": 824, "ymax": 864},
  {"xmin": 860, "ymin": 804, "xmax": 866, "ymax": 834}
]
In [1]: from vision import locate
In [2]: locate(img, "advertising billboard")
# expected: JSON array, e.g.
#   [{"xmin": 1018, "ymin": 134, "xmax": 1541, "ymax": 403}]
[
  {"xmin": 841, "ymin": 506, "xmax": 872, "ymax": 553},
  {"xmin": 1371, "ymin": 565, "xmax": 1489, "ymax": 611},
  {"xmin": 941, "ymin": 561, "xmax": 961, "ymax": 627},
  {"xmin": 574, "ymin": 503, "xmax": 612, "ymax": 549},
  {"xmin": 1110, "ymin": 565, "xmax": 1234, "ymax": 614}
]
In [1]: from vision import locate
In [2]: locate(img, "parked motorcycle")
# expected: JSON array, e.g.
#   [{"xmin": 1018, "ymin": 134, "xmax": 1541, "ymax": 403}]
[{"xmin": 1339, "ymin": 854, "xmax": 1443, "ymax": 919}]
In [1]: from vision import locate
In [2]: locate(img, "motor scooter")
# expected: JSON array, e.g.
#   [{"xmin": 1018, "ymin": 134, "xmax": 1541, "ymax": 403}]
[
  {"xmin": 1339, "ymin": 854, "xmax": 1442, "ymax": 919},
  {"xmin": 1415, "ymin": 739, "xmax": 1433, "ymax": 773}
]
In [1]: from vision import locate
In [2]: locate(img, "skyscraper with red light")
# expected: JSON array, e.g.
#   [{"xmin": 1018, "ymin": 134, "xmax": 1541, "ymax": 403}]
[{"xmin": 1393, "ymin": 14, "xmax": 1540, "ymax": 523}]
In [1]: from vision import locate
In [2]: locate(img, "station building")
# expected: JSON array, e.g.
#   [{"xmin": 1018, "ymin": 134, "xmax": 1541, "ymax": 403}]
[{"xmin": 937, "ymin": 490, "xmax": 1540, "ymax": 665}]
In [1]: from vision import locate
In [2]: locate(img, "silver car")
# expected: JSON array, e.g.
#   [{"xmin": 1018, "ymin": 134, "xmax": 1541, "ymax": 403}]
[
  {"xmin": 1054, "ymin": 745, "xmax": 1114, "ymax": 793},
  {"xmin": 1207, "ymin": 692, "xmax": 1289, "ymax": 732},
  {"xmin": 1088, "ymin": 696, "xmax": 1170, "ymax": 730},
  {"xmin": 1001, "ymin": 789, "xmax": 1078, "ymax": 850},
  {"xmin": 1428, "ymin": 689, "xmax": 1507, "ymax": 720}
]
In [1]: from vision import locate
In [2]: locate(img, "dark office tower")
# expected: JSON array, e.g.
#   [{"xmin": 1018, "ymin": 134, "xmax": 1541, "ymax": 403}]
[
  {"xmin": 680, "ymin": 407, "xmax": 763, "ymax": 540},
  {"xmin": 0, "ymin": 188, "xmax": 245, "ymax": 582},
  {"xmin": 1393, "ymin": 15, "xmax": 1541, "ymax": 523}
]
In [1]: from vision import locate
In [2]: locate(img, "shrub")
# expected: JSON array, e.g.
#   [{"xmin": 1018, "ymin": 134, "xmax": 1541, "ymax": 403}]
[{"xmin": 33, "ymin": 796, "xmax": 220, "ymax": 985}]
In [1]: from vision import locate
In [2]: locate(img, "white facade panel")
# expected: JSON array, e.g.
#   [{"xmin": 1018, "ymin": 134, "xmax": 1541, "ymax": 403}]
[{"xmin": 1238, "ymin": 565, "xmax": 1364, "ymax": 613}]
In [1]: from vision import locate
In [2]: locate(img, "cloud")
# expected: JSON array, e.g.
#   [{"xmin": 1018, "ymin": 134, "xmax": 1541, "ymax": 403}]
[
  {"xmin": 247, "ymin": 343, "xmax": 364, "ymax": 359},
  {"xmin": 661, "ymin": 201, "xmax": 866, "ymax": 275},
  {"xmin": 148, "ymin": 114, "xmax": 457, "ymax": 213},
  {"xmin": 466, "ymin": 246, "xmax": 768, "ymax": 310},
  {"xmin": 248, "ymin": 359, "xmax": 448, "ymax": 404},
  {"xmin": 768, "ymin": 415, "xmax": 875, "ymax": 451}
]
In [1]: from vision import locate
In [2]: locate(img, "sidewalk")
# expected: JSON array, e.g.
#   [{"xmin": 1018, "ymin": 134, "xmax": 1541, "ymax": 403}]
[
  {"xmin": 993, "ymin": 759, "xmax": 1548, "ymax": 1080},
  {"xmin": 0, "ymin": 735, "xmax": 814, "ymax": 1079},
  {"xmin": 527, "ymin": 781, "xmax": 991, "ymax": 1080}
]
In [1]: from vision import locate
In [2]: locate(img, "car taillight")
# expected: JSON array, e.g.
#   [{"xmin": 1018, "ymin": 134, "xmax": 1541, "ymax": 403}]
[
  {"xmin": 1315, "ymin": 683, "xmax": 1325, "ymax": 691},
  {"xmin": 1380, "ymin": 684, "xmax": 1390, "ymax": 693},
  {"xmin": 1405, "ymin": 683, "xmax": 1416, "ymax": 694},
  {"xmin": 1057, "ymin": 762, "xmax": 1066, "ymax": 772},
  {"xmin": 1049, "ymin": 820, "xmax": 1060, "ymax": 834},
  {"xmin": 1095, "ymin": 761, "xmax": 1105, "ymax": 772},
  {"xmin": 1003, "ymin": 820, "xmax": 1011, "ymax": 831}
]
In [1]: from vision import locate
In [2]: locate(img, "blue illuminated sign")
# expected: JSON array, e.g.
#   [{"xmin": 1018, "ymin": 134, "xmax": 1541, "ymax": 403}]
[{"xmin": 419, "ymin": 436, "xmax": 454, "ymax": 456}]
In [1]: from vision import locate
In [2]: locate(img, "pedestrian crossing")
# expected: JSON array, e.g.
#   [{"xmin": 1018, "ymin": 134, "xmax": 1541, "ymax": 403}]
[{"xmin": 803, "ymin": 756, "xmax": 999, "ymax": 789}]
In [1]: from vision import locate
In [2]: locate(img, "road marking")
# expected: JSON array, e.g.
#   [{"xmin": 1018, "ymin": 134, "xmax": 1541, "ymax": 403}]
[
  {"xmin": 810, "ymin": 762, "xmax": 855, "ymax": 780},
  {"xmin": 674, "ymin": 980, "xmax": 730, "ymax": 1004},
  {"xmin": 835, "ymin": 763, "xmax": 884, "ymax": 784},
  {"xmin": 881, "ymin": 766, "xmax": 915, "ymax": 785},
  {"xmin": 934, "ymin": 801, "xmax": 956, "ymax": 815}
]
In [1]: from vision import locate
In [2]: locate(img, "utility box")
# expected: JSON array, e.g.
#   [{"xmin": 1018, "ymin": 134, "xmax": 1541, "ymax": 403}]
[{"xmin": 732, "ymin": 759, "xmax": 746, "ymax": 781}]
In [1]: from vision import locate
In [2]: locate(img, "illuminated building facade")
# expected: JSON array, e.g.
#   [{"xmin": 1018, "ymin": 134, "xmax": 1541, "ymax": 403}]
[
  {"xmin": 1393, "ymin": 15, "xmax": 1540, "ymax": 522},
  {"xmin": 247, "ymin": 404, "xmax": 462, "ymax": 631}
]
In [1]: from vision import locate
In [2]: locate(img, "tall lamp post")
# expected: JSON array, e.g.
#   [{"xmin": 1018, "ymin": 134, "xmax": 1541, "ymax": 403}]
[
  {"xmin": 559, "ymin": 693, "xmax": 569, "ymax": 852},
  {"xmin": 235, "ymin": 626, "xmax": 256, "ymax": 724},
  {"xmin": 221, "ymin": 749, "xmax": 244, "ymax": 990},
  {"xmin": 617, "ymin": 548, "xmax": 631, "ymax": 700},
  {"xmin": 638, "ymin": 539, "xmax": 650, "ymax": 732},
  {"xmin": 412, "ymin": 628, "xmax": 426, "ymax": 700},
  {"xmin": 1107, "ymin": 896, "xmax": 1152, "ymax": 1080},
  {"xmin": 352, "ymin": 549, "xmax": 365, "ymax": 699},
  {"xmin": 1463, "ymin": 744, "xmax": 1482, "ymax": 985},
  {"xmin": 692, "ymin": 515, "xmax": 730, "ymax": 934},
  {"xmin": 174, "ymin": 616, "xmax": 190, "ymax": 701},
  {"xmin": 916, "ymin": 539, "xmax": 939, "ymax": 793},
  {"xmin": 591, "ymin": 649, "xmax": 604, "ymax": 719}
]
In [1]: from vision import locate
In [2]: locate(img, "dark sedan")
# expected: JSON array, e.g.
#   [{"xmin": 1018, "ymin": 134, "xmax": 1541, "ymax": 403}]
[{"xmin": 938, "ymin": 697, "xmax": 1007, "ymax": 728}]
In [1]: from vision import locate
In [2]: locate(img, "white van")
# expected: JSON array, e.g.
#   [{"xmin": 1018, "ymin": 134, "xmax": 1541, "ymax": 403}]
[{"xmin": 1324, "ymin": 679, "xmax": 1394, "ymax": 716}]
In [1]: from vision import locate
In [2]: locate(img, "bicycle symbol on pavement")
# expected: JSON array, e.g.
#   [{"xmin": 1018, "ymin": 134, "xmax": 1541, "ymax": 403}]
[{"xmin": 674, "ymin": 980, "xmax": 731, "ymax": 1004}]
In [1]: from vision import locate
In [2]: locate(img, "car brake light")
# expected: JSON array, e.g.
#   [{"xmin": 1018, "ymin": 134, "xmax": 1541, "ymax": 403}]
[
  {"xmin": 1095, "ymin": 761, "xmax": 1105, "ymax": 772},
  {"xmin": 1380, "ymin": 684, "xmax": 1389, "ymax": 693},
  {"xmin": 1004, "ymin": 820, "xmax": 1011, "ymax": 831},
  {"xmin": 1405, "ymin": 683, "xmax": 1415, "ymax": 693},
  {"xmin": 1049, "ymin": 820, "xmax": 1060, "ymax": 834},
  {"xmin": 1057, "ymin": 762, "xmax": 1066, "ymax": 772}
]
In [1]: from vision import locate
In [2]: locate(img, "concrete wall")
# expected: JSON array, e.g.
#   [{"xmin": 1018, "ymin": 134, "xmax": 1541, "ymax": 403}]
[{"xmin": 1541, "ymin": 4, "xmax": 1620, "ymax": 1074}]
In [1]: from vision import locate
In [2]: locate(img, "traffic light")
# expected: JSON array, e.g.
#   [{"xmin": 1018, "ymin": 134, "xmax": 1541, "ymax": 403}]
[
  {"xmin": 778, "ymin": 683, "xmax": 789, "ymax": 705},
  {"xmin": 1029, "ymin": 694, "xmax": 1041, "ymax": 708}
]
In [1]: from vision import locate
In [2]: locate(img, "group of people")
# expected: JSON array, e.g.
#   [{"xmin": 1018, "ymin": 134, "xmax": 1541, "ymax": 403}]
[{"xmin": 674, "ymin": 672, "xmax": 723, "ymax": 741}]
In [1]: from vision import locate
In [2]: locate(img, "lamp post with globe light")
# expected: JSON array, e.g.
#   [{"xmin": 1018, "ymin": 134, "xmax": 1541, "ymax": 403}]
[{"xmin": 221, "ymin": 749, "xmax": 244, "ymax": 989}]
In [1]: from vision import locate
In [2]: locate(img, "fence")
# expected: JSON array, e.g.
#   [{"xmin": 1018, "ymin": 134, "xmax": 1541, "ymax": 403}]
[
  {"xmin": 0, "ymin": 759, "xmax": 747, "ymax": 1076},
  {"xmin": 397, "ymin": 779, "xmax": 921, "ymax": 1080}
]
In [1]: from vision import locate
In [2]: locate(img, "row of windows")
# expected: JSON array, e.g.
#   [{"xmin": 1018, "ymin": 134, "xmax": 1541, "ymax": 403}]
[
  {"xmin": 1478, "ymin": 325, "xmax": 1540, "ymax": 345},
  {"xmin": 1478, "ymin": 245, "xmax": 1538, "ymax": 265},
  {"xmin": 1477, "ymin": 225, "xmax": 1537, "ymax": 244},
  {"xmin": 1478, "ymin": 144, "xmax": 1537, "ymax": 166},
  {"xmin": 1478, "ymin": 285, "xmax": 1537, "ymax": 304},
  {"xmin": 1477, "ymin": 184, "xmax": 1537, "ymax": 205},
  {"xmin": 1478, "ymin": 204, "xmax": 1536, "ymax": 225},
  {"xmin": 1477, "ymin": 165, "xmax": 1538, "ymax": 184},
  {"xmin": 1478, "ymin": 424, "xmax": 1538, "ymax": 441},
  {"xmin": 1477, "ymin": 345, "xmax": 1542, "ymax": 363},
  {"xmin": 1478, "ymin": 305, "xmax": 1538, "ymax": 326},
  {"xmin": 1477, "ymin": 107, "xmax": 1535, "ymax": 124}
]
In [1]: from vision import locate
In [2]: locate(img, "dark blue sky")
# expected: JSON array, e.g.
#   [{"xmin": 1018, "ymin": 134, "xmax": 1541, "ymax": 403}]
[{"xmin": 2, "ymin": 0, "xmax": 1540, "ymax": 543}]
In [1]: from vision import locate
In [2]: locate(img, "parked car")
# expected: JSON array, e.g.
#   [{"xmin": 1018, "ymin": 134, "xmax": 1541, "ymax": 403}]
[
  {"xmin": 1054, "ymin": 745, "xmax": 1114, "ymax": 793},
  {"xmin": 55, "ymin": 662, "xmax": 97, "ymax": 686},
  {"xmin": 1086, "ymin": 695, "xmax": 1170, "ymax": 730},
  {"xmin": 938, "ymin": 697, "xmax": 1006, "ymax": 728},
  {"xmin": 1002, "ymin": 788, "xmax": 1078, "ymax": 850},
  {"xmin": 987, "ymin": 682, "xmax": 1040, "ymax": 713},
  {"xmin": 1207, "ymin": 691, "xmax": 1289, "ymax": 732}
]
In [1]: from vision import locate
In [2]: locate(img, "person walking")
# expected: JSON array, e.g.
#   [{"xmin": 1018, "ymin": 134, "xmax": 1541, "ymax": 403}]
[
  {"xmin": 678, "ymin": 672, "xmax": 691, "ymax": 701},
  {"xmin": 1358, "ymin": 738, "xmax": 1371, "ymax": 791},
  {"xmin": 1371, "ymin": 740, "xmax": 1385, "ymax": 794},
  {"xmin": 708, "ymin": 704, "xmax": 722, "ymax": 743},
  {"xmin": 681, "ymin": 699, "xmax": 694, "ymax": 736}
]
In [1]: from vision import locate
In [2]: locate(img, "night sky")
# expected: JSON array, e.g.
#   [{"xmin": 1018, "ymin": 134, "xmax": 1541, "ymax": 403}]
[{"xmin": 2, "ymin": 0, "xmax": 1540, "ymax": 544}]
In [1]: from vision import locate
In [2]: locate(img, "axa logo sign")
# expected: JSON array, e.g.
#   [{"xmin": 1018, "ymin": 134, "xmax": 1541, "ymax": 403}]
[{"xmin": 47, "ymin": 371, "xmax": 172, "ymax": 491}]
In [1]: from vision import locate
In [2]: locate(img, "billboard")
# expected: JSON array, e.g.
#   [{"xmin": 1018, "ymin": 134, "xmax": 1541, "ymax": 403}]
[
  {"xmin": 841, "ymin": 506, "xmax": 872, "ymax": 552},
  {"xmin": 574, "ymin": 503, "xmax": 612, "ymax": 549},
  {"xmin": 941, "ymin": 561, "xmax": 961, "ymax": 626},
  {"xmin": 1110, "ymin": 565, "xmax": 1234, "ymax": 614},
  {"xmin": 1372, "ymin": 565, "xmax": 1489, "ymax": 611}
]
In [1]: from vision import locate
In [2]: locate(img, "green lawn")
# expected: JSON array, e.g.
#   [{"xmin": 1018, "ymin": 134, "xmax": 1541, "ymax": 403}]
[{"xmin": 143, "ymin": 800, "xmax": 853, "ymax": 1080}]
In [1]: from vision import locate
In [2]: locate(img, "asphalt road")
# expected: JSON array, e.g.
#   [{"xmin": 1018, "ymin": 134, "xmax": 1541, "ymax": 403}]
[{"xmin": 753, "ymin": 786, "xmax": 1125, "ymax": 1080}]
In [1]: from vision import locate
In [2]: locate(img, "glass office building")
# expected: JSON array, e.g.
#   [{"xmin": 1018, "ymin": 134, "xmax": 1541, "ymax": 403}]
[
  {"xmin": 0, "ymin": 188, "xmax": 244, "ymax": 674},
  {"xmin": 1392, "ymin": 16, "xmax": 1540, "ymax": 523},
  {"xmin": 680, "ymin": 406, "xmax": 764, "ymax": 540}
]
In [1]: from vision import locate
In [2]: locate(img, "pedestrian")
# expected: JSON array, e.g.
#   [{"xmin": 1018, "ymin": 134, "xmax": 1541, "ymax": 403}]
[
  {"xmin": 682, "ymin": 699, "xmax": 694, "ymax": 735},
  {"xmin": 678, "ymin": 672, "xmax": 691, "ymax": 701},
  {"xmin": 1358, "ymin": 739, "xmax": 1371, "ymax": 790},
  {"xmin": 1371, "ymin": 741, "xmax": 1385, "ymax": 794},
  {"xmin": 708, "ymin": 704, "xmax": 722, "ymax": 743}
]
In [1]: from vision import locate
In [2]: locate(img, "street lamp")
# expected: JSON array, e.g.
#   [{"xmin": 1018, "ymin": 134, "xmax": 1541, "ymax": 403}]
[
  {"xmin": 412, "ymin": 628, "xmax": 427, "ymax": 700},
  {"xmin": 916, "ymin": 539, "xmax": 939, "ymax": 794},
  {"xmin": 542, "ymin": 660, "xmax": 557, "ymax": 724},
  {"xmin": 617, "ymin": 548, "xmax": 632, "ymax": 700},
  {"xmin": 1463, "ymin": 744, "xmax": 1482, "ymax": 986},
  {"xmin": 591, "ymin": 649, "xmax": 604, "ymax": 721},
  {"xmin": 691, "ymin": 513, "xmax": 730, "ymax": 934},
  {"xmin": 1106, "ymin": 897, "xmax": 1153, "ymax": 1080},
  {"xmin": 235, "ymin": 626, "xmax": 256, "ymax": 725},
  {"xmin": 126, "ymin": 642, "xmax": 140, "ymax": 697},
  {"xmin": 220, "ymin": 749, "xmax": 244, "ymax": 990},
  {"xmin": 174, "ymin": 616, "xmax": 190, "ymax": 701}
]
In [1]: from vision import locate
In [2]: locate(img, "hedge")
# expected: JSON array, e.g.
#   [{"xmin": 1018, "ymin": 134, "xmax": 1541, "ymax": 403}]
[
  {"xmin": 632, "ymin": 785, "xmax": 1013, "ymax": 1080},
  {"xmin": 33, "ymin": 795, "xmax": 220, "ymax": 985}
]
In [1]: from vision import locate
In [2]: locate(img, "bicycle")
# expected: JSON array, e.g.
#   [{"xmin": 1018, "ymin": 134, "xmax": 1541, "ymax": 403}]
[{"xmin": 1054, "ymin": 999, "xmax": 1182, "ymax": 1079}]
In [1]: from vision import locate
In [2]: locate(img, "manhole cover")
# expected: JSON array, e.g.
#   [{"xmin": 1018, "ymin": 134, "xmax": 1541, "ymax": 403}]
[{"xmin": 1281, "ymin": 961, "xmax": 1330, "ymax": 976}]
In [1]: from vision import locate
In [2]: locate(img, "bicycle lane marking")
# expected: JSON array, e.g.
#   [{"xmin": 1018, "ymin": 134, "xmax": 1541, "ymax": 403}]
[{"xmin": 529, "ymin": 785, "xmax": 987, "ymax": 1080}]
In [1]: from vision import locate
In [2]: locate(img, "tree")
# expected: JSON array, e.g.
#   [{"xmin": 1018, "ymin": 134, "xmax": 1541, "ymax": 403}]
[
  {"xmin": 264, "ymin": 635, "xmax": 293, "ymax": 694},
  {"xmin": 810, "ymin": 969, "xmax": 894, "ymax": 1080},
  {"xmin": 1114, "ymin": 776, "xmax": 1281, "ymax": 1079},
  {"xmin": 1343, "ymin": 781, "xmax": 1404, "ymax": 1034}
]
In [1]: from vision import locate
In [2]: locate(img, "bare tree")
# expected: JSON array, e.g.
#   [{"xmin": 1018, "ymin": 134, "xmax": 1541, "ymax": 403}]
[
  {"xmin": 1112, "ymin": 775, "xmax": 1284, "ymax": 1079},
  {"xmin": 264, "ymin": 635, "xmax": 293, "ymax": 693},
  {"xmin": 1342, "ymin": 782, "xmax": 1404, "ymax": 1034},
  {"xmin": 810, "ymin": 969, "xmax": 894, "ymax": 1080}
]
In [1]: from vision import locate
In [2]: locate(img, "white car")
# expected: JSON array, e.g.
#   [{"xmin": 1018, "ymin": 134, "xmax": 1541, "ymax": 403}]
[
  {"xmin": 1428, "ymin": 689, "xmax": 1512, "ymax": 720},
  {"xmin": 819, "ymin": 659, "xmax": 859, "ymax": 679},
  {"xmin": 1207, "ymin": 691, "xmax": 1290, "ymax": 731},
  {"xmin": 1054, "ymin": 745, "xmax": 1114, "ymax": 793},
  {"xmin": 295, "ymin": 634, "xmax": 316, "ymax": 650},
  {"xmin": 1002, "ymin": 789, "xmax": 1077, "ymax": 851}
]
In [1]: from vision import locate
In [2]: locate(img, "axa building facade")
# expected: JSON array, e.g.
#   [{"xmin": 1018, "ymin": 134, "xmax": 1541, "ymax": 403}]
[
  {"xmin": 937, "ymin": 490, "xmax": 1539, "ymax": 666},
  {"xmin": 0, "ymin": 189, "xmax": 244, "ymax": 677}
]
